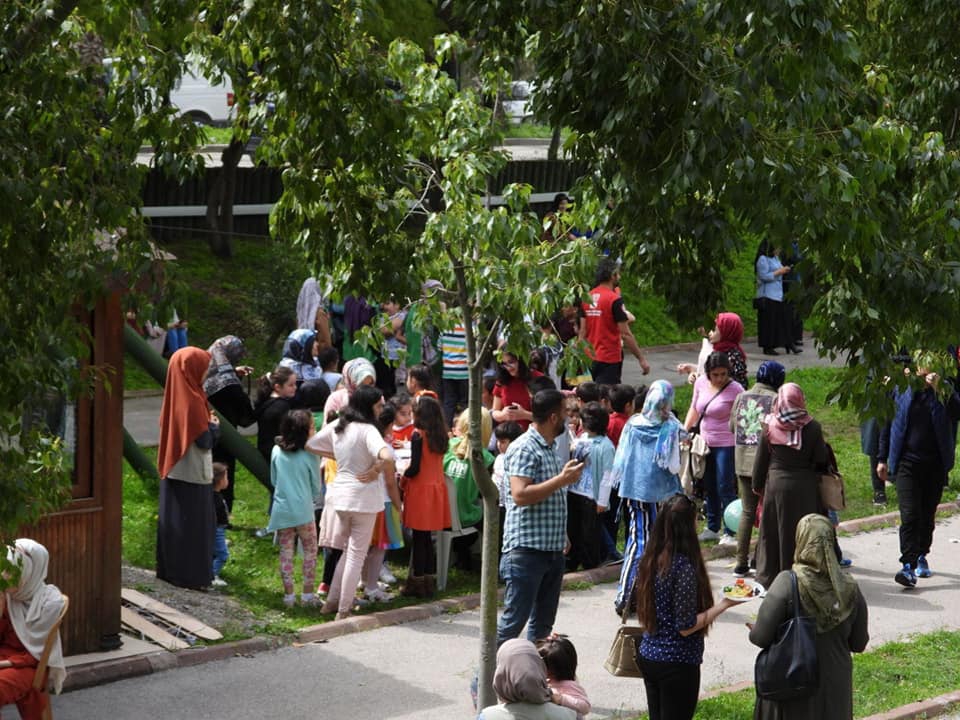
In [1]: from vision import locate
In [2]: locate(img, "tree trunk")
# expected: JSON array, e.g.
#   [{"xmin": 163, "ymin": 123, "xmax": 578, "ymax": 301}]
[
  {"xmin": 204, "ymin": 138, "xmax": 245, "ymax": 258},
  {"xmin": 455, "ymin": 272, "xmax": 501, "ymax": 709},
  {"xmin": 548, "ymin": 126, "xmax": 561, "ymax": 161}
]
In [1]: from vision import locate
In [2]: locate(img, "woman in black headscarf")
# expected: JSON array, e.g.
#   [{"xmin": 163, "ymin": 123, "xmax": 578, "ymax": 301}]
[{"xmin": 204, "ymin": 335, "xmax": 255, "ymax": 512}]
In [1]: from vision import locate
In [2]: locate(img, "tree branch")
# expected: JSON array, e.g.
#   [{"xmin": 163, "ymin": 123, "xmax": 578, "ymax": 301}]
[{"xmin": 4, "ymin": 0, "xmax": 80, "ymax": 73}]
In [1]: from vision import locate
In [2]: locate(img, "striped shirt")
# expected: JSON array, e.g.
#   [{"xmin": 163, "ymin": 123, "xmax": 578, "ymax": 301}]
[
  {"xmin": 441, "ymin": 324, "xmax": 468, "ymax": 380},
  {"xmin": 502, "ymin": 426, "xmax": 567, "ymax": 552}
]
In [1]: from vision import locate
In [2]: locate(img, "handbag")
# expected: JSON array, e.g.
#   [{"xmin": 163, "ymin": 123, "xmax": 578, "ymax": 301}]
[
  {"xmin": 819, "ymin": 442, "xmax": 846, "ymax": 511},
  {"xmin": 820, "ymin": 471, "xmax": 845, "ymax": 511},
  {"xmin": 754, "ymin": 571, "xmax": 819, "ymax": 701},
  {"xmin": 604, "ymin": 580, "xmax": 644, "ymax": 678}
]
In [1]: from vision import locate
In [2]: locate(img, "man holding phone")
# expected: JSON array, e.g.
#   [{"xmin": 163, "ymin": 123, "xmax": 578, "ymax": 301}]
[{"xmin": 497, "ymin": 389, "xmax": 585, "ymax": 645}]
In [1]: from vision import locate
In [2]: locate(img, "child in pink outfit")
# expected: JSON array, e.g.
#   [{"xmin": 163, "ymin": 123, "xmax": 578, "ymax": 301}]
[{"xmin": 537, "ymin": 635, "xmax": 592, "ymax": 720}]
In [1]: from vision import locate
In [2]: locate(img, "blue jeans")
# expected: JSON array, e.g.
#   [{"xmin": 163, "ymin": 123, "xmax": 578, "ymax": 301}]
[
  {"xmin": 212, "ymin": 526, "xmax": 229, "ymax": 576},
  {"xmin": 497, "ymin": 548, "xmax": 565, "ymax": 645},
  {"xmin": 703, "ymin": 445, "xmax": 736, "ymax": 534}
]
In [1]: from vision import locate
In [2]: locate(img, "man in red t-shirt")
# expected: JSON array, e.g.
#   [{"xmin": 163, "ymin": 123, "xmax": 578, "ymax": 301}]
[{"xmin": 580, "ymin": 258, "xmax": 650, "ymax": 384}]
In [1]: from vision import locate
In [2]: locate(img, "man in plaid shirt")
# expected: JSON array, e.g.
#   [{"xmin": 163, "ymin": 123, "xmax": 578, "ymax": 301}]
[{"xmin": 497, "ymin": 389, "xmax": 585, "ymax": 644}]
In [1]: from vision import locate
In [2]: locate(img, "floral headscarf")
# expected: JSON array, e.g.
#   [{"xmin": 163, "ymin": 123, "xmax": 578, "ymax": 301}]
[
  {"xmin": 204, "ymin": 335, "xmax": 245, "ymax": 397},
  {"xmin": 764, "ymin": 382, "xmax": 812, "ymax": 449},
  {"xmin": 343, "ymin": 357, "xmax": 376, "ymax": 394}
]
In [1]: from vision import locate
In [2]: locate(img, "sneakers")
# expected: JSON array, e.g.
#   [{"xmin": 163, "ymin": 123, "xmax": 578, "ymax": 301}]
[
  {"xmin": 839, "ymin": 557, "xmax": 853, "ymax": 568},
  {"xmin": 697, "ymin": 528, "xmax": 720, "ymax": 542},
  {"xmin": 283, "ymin": 593, "xmax": 297, "ymax": 608},
  {"xmin": 733, "ymin": 565, "xmax": 751, "ymax": 578},
  {"xmin": 602, "ymin": 552, "xmax": 624, "ymax": 566},
  {"xmin": 365, "ymin": 587, "xmax": 395, "ymax": 603},
  {"xmin": 254, "ymin": 527, "xmax": 271, "ymax": 539},
  {"xmin": 894, "ymin": 563, "xmax": 917, "ymax": 588},
  {"xmin": 718, "ymin": 534, "xmax": 736, "ymax": 546},
  {"xmin": 211, "ymin": 576, "xmax": 228, "ymax": 588},
  {"xmin": 317, "ymin": 582, "xmax": 329, "ymax": 596},
  {"xmin": 379, "ymin": 564, "xmax": 398, "ymax": 585},
  {"xmin": 916, "ymin": 555, "xmax": 932, "ymax": 578},
  {"xmin": 873, "ymin": 491, "xmax": 887, "ymax": 506}
]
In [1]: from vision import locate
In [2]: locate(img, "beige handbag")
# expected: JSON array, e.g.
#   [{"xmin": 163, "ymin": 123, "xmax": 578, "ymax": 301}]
[
  {"xmin": 820, "ymin": 470, "xmax": 846, "ymax": 511},
  {"xmin": 819, "ymin": 442, "xmax": 846, "ymax": 511},
  {"xmin": 604, "ymin": 590, "xmax": 645, "ymax": 678}
]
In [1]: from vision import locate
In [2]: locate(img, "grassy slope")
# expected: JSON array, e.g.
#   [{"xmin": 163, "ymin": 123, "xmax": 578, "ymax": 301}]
[
  {"xmin": 128, "ymin": 233, "xmax": 763, "ymax": 388},
  {"xmin": 126, "ymin": 235, "xmax": 282, "ymax": 390}
]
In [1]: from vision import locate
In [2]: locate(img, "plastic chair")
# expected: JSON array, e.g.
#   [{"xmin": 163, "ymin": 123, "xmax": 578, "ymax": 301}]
[
  {"xmin": 436, "ymin": 475, "xmax": 478, "ymax": 592},
  {"xmin": 23, "ymin": 594, "xmax": 69, "ymax": 720}
]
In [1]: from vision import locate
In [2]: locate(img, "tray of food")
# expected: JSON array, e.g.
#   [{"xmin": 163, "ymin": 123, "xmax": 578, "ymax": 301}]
[{"xmin": 721, "ymin": 577, "xmax": 764, "ymax": 602}]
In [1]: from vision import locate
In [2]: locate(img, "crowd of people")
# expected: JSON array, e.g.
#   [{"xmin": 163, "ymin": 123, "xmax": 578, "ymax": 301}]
[{"xmin": 146, "ymin": 254, "xmax": 960, "ymax": 720}]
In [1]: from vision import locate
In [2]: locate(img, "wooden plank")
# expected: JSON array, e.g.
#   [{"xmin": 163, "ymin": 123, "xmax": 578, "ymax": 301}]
[
  {"xmin": 121, "ymin": 588, "xmax": 223, "ymax": 641},
  {"xmin": 120, "ymin": 607, "xmax": 190, "ymax": 651}
]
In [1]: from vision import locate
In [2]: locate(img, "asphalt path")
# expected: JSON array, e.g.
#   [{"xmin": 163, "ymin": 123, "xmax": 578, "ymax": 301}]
[{"xmin": 51, "ymin": 514, "xmax": 960, "ymax": 719}]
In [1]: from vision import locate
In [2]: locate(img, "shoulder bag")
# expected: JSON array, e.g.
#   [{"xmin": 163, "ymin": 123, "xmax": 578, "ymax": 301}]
[
  {"xmin": 604, "ymin": 579, "xmax": 644, "ymax": 678},
  {"xmin": 686, "ymin": 381, "xmax": 731, "ymax": 494},
  {"xmin": 819, "ymin": 442, "xmax": 846, "ymax": 511},
  {"xmin": 754, "ymin": 571, "xmax": 819, "ymax": 701}
]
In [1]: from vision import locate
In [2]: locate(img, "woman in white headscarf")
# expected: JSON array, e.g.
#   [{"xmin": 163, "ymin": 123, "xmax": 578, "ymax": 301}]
[
  {"xmin": 478, "ymin": 639, "xmax": 575, "ymax": 720},
  {"xmin": 0, "ymin": 539, "xmax": 66, "ymax": 718},
  {"xmin": 322, "ymin": 358, "xmax": 377, "ymax": 420},
  {"xmin": 296, "ymin": 278, "xmax": 332, "ymax": 351}
]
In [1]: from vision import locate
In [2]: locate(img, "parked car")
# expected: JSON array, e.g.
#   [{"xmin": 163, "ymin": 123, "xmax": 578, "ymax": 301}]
[
  {"xmin": 170, "ymin": 67, "xmax": 235, "ymax": 126},
  {"xmin": 103, "ymin": 58, "xmax": 235, "ymax": 127},
  {"xmin": 503, "ymin": 80, "xmax": 534, "ymax": 124}
]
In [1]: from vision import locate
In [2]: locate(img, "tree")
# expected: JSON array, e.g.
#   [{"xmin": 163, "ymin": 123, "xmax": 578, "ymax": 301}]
[
  {"xmin": 225, "ymin": 8, "xmax": 594, "ymax": 698},
  {"xmin": 458, "ymin": 0, "xmax": 960, "ymax": 414},
  {"xmin": 0, "ymin": 1, "xmax": 196, "ymax": 562}
]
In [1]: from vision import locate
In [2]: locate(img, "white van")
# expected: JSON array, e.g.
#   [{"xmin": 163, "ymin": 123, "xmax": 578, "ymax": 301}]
[{"xmin": 169, "ymin": 67, "xmax": 234, "ymax": 126}]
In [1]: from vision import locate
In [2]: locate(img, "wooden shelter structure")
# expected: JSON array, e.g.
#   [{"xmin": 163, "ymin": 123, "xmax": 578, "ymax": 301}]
[{"xmin": 22, "ymin": 291, "xmax": 125, "ymax": 654}]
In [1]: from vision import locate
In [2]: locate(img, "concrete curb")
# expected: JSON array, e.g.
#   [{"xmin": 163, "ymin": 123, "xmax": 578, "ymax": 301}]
[
  {"xmin": 63, "ymin": 636, "xmax": 281, "ymax": 692},
  {"xmin": 860, "ymin": 690, "xmax": 960, "ymax": 720}
]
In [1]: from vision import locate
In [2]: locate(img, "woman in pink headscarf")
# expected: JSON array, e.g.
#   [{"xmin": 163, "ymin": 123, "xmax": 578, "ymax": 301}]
[{"xmin": 751, "ymin": 383, "xmax": 829, "ymax": 589}]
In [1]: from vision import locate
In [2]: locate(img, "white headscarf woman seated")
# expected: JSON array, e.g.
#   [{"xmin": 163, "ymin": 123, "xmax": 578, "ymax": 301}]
[
  {"xmin": 478, "ymin": 639, "xmax": 575, "ymax": 720},
  {"xmin": 0, "ymin": 539, "xmax": 66, "ymax": 715}
]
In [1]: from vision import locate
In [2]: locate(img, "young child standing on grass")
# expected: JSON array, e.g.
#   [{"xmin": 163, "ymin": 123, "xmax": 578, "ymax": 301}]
[
  {"xmin": 537, "ymin": 635, "xmax": 592, "ymax": 720},
  {"xmin": 211, "ymin": 462, "xmax": 230, "ymax": 587},
  {"xmin": 401, "ymin": 395, "xmax": 451, "ymax": 597},
  {"xmin": 268, "ymin": 409, "xmax": 322, "ymax": 608}
]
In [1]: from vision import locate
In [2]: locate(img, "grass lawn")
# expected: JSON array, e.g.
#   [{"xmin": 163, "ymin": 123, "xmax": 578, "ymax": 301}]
[
  {"xmin": 123, "ymin": 445, "xmax": 484, "ymax": 636},
  {"xmin": 631, "ymin": 629, "xmax": 960, "ymax": 719}
]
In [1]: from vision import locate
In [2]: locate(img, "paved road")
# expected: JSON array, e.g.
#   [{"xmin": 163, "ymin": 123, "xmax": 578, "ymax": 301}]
[{"xmin": 52, "ymin": 515, "xmax": 960, "ymax": 719}]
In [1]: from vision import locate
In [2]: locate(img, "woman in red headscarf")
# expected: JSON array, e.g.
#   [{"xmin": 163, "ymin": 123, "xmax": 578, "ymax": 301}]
[
  {"xmin": 157, "ymin": 346, "xmax": 221, "ymax": 589},
  {"xmin": 711, "ymin": 312, "xmax": 748, "ymax": 389},
  {"xmin": 751, "ymin": 383, "xmax": 829, "ymax": 589}
]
